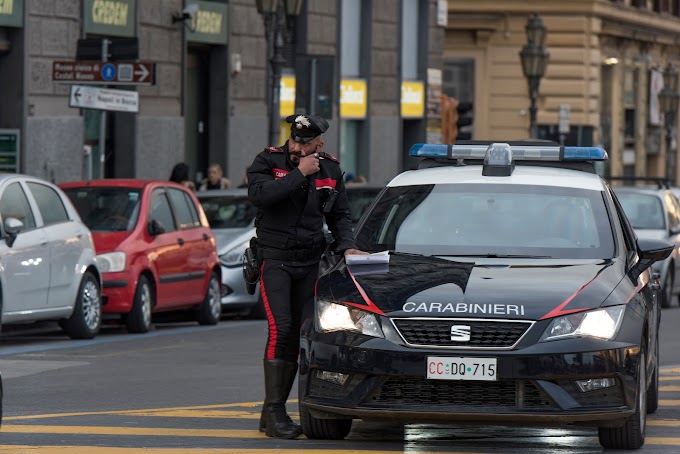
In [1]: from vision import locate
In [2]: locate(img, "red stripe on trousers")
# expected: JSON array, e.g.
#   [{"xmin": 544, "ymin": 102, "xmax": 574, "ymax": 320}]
[{"xmin": 259, "ymin": 260, "xmax": 278, "ymax": 360}]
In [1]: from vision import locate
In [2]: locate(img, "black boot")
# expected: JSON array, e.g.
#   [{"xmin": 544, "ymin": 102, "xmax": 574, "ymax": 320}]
[
  {"xmin": 263, "ymin": 359, "xmax": 302, "ymax": 439},
  {"xmin": 259, "ymin": 360, "xmax": 300, "ymax": 433}
]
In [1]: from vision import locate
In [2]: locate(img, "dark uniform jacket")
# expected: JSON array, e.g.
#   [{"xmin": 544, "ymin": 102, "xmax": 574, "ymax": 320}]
[{"xmin": 247, "ymin": 142, "xmax": 356, "ymax": 261}]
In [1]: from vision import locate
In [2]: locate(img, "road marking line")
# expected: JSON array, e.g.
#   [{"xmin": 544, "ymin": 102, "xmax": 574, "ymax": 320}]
[
  {"xmin": 661, "ymin": 367, "xmax": 680, "ymax": 374},
  {"xmin": 3, "ymin": 401, "xmax": 297, "ymax": 421},
  {"xmin": 661, "ymin": 386, "xmax": 680, "ymax": 391},
  {"xmin": 660, "ymin": 400, "xmax": 680, "ymax": 406},
  {"xmin": 0, "ymin": 425, "xmax": 264, "ymax": 438},
  {"xmin": 648, "ymin": 420, "xmax": 680, "ymax": 427},
  {"xmin": 647, "ymin": 437, "xmax": 680, "ymax": 445},
  {"xmin": 0, "ymin": 448, "xmax": 424, "ymax": 454},
  {"xmin": 660, "ymin": 376, "xmax": 680, "ymax": 381}
]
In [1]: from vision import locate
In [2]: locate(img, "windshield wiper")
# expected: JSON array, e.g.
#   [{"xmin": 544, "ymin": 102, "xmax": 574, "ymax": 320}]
[{"xmin": 438, "ymin": 253, "xmax": 553, "ymax": 259}]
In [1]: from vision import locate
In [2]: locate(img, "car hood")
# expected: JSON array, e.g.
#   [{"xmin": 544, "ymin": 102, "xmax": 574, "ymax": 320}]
[
  {"xmin": 91, "ymin": 231, "xmax": 132, "ymax": 254},
  {"xmin": 633, "ymin": 229, "xmax": 668, "ymax": 241},
  {"xmin": 212, "ymin": 227, "xmax": 255, "ymax": 253},
  {"xmin": 316, "ymin": 253, "xmax": 625, "ymax": 320}
]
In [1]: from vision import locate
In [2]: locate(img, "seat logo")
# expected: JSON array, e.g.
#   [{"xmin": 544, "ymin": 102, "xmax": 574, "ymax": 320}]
[{"xmin": 450, "ymin": 325, "xmax": 471, "ymax": 342}]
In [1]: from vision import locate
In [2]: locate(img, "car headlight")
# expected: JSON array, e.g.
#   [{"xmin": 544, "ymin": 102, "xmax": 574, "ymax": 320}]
[
  {"xmin": 220, "ymin": 240, "xmax": 249, "ymax": 267},
  {"xmin": 95, "ymin": 252, "xmax": 126, "ymax": 273},
  {"xmin": 316, "ymin": 300, "xmax": 384, "ymax": 338},
  {"xmin": 540, "ymin": 306, "xmax": 625, "ymax": 342}
]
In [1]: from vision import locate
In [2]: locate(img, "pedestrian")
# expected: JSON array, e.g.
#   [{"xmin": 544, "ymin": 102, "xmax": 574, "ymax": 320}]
[
  {"xmin": 199, "ymin": 163, "xmax": 231, "ymax": 190},
  {"xmin": 169, "ymin": 162, "xmax": 196, "ymax": 191},
  {"xmin": 247, "ymin": 113, "xmax": 367, "ymax": 439}
]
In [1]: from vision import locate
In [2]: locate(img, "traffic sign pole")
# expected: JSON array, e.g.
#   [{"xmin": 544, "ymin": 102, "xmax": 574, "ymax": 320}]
[{"xmin": 98, "ymin": 39, "xmax": 110, "ymax": 180}]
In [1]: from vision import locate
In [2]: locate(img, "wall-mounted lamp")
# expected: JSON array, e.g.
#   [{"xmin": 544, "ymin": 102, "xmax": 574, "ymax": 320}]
[
  {"xmin": 604, "ymin": 57, "xmax": 619, "ymax": 66},
  {"xmin": 172, "ymin": 3, "xmax": 199, "ymax": 31}
]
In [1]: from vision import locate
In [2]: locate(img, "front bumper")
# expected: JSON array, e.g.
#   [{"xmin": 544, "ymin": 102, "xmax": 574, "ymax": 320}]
[
  {"xmin": 101, "ymin": 271, "xmax": 135, "ymax": 313},
  {"xmin": 300, "ymin": 331, "xmax": 641, "ymax": 428},
  {"xmin": 219, "ymin": 264, "xmax": 259, "ymax": 311}
]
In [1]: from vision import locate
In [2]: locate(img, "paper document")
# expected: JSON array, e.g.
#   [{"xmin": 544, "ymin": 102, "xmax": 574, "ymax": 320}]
[{"xmin": 345, "ymin": 250, "xmax": 390, "ymax": 265}]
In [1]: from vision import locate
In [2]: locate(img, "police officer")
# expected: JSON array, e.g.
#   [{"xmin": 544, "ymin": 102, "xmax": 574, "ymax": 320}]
[{"xmin": 248, "ymin": 114, "xmax": 366, "ymax": 439}]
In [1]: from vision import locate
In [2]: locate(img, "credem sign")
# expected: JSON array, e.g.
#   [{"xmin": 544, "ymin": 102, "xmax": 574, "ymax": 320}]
[
  {"xmin": 186, "ymin": 1, "xmax": 227, "ymax": 45},
  {"xmin": 0, "ymin": 0, "xmax": 24, "ymax": 28},
  {"xmin": 84, "ymin": 0, "xmax": 135, "ymax": 37}
]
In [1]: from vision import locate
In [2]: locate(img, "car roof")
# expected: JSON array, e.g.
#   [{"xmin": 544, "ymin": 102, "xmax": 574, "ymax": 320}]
[
  {"xmin": 195, "ymin": 189, "xmax": 248, "ymax": 197},
  {"xmin": 387, "ymin": 164, "xmax": 606, "ymax": 191},
  {"xmin": 60, "ymin": 179, "xmax": 159, "ymax": 189},
  {"xmin": 612, "ymin": 186, "xmax": 668, "ymax": 197}
]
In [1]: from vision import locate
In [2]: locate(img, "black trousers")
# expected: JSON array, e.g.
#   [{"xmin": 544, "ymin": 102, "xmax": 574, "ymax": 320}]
[{"xmin": 260, "ymin": 258, "xmax": 319, "ymax": 361}]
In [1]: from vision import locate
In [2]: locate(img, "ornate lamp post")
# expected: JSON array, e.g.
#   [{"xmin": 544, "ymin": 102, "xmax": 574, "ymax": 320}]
[
  {"xmin": 519, "ymin": 13, "xmax": 550, "ymax": 139},
  {"xmin": 659, "ymin": 63, "xmax": 680, "ymax": 183},
  {"xmin": 256, "ymin": 0, "xmax": 304, "ymax": 146}
]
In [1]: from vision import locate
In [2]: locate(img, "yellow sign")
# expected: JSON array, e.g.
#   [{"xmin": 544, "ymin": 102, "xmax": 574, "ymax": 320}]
[
  {"xmin": 92, "ymin": 0, "xmax": 129, "ymax": 26},
  {"xmin": 0, "ymin": 0, "xmax": 14, "ymax": 14},
  {"xmin": 401, "ymin": 81, "xmax": 425, "ymax": 118},
  {"xmin": 340, "ymin": 79, "xmax": 367, "ymax": 119},
  {"xmin": 280, "ymin": 76, "xmax": 296, "ymax": 118},
  {"xmin": 279, "ymin": 120, "xmax": 290, "ymax": 146}
]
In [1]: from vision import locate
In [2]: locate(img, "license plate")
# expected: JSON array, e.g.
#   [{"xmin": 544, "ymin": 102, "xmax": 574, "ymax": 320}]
[{"xmin": 426, "ymin": 356, "xmax": 497, "ymax": 381}]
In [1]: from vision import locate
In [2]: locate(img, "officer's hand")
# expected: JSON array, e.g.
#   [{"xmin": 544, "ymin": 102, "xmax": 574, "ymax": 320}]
[
  {"xmin": 344, "ymin": 248, "xmax": 369, "ymax": 256},
  {"xmin": 298, "ymin": 153, "xmax": 321, "ymax": 176}
]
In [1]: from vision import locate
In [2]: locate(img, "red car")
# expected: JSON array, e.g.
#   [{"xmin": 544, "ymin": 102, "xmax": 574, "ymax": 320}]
[{"xmin": 60, "ymin": 179, "xmax": 221, "ymax": 333}]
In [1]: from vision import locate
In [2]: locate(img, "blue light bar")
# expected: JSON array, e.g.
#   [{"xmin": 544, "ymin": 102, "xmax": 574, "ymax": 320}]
[
  {"xmin": 563, "ymin": 147, "xmax": 608, "ymax": 161},
  {"xmin": 409, "ymin": 143, "xmax": 608, "ymax": 162}
]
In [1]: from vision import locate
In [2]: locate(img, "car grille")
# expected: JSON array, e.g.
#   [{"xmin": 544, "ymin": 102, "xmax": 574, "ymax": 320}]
[
  {"xmin": 392, "ymin": 318, "xmax": 532, "ymax": 349},
  {"xmin": 364, "ymin": 377, "xmax": 554, "ymax": 409}
]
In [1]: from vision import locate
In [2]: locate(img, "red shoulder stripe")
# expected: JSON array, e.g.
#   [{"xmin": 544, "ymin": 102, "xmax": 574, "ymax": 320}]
[
  {"xmin": 319, "ymin": 152, "xmax": 339, "ymax": 163},
  {"xmin": 265, "ymin": 147, "xmax": 284, "ymax": 153}
]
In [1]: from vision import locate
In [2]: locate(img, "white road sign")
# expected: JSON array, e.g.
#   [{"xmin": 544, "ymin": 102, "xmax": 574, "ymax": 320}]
[{"xmin": 69, "ymin": 85, "xmax": 139, "ymax": 113}]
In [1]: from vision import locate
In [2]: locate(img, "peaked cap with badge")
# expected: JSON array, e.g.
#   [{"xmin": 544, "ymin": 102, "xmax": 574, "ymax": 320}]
[{"xmin": 286, "ymin": 114, "xmax": 329, "ymax": 143}]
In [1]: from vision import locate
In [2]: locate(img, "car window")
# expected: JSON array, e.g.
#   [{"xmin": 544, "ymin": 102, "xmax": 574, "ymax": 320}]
[
  {"xmin": 63, "ymin": 187, "xmax": 141, "ymax": 232},
  {"xmin": 0, "ymin": 182, "xmax": 36, "ymax": 229},
  {"xmin": 26, "ymin": 182, "xmax": 69, "ymax": 226},
  {"xmin": 149, "ymin": 189, "xmax": 177, "ymax": 233},
  {"xmin": 664, "ymin": 191, "xmax": 680, "ymax": 229},
  {"xmin": 182, "ymin": 191, "xmax": 200, "ymax": 226},
  {"xmin": 199, "ymin": 195, "xmax": 256, "ymax": 229},
  {"xmin": 355, "ymin": 183, "xmax": 615, "ymax": 259},
  {"xmin": 615, "ymin": 192, "xmax": 666, "ymax": 230},
  {"xmin": 346, "ymin": 189, "xmax": 380, "ymax": 224},
  {"xmin": 167, "ymin": 188, "xmax": 200, "ymax": 229}
]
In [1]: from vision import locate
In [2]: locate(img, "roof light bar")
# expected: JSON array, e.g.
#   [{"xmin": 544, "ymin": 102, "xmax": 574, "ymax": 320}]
[{"xmin": 408, "ymin": 143, "xmax": 608, "ymax": 162}]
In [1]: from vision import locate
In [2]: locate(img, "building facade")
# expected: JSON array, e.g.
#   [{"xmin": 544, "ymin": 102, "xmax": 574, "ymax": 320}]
[
  {"xmin": 445, "ymin": 0, "xmax": 680, "ymax": 182},
  {"xmin": 0, "ymin": 0, "xmax": 444, "ymax": 186}
]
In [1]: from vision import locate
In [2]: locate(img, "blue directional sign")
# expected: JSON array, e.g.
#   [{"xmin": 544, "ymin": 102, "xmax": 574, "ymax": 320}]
[{"xmin": 101, "ymin": 64, "xmax": 116, "ymax": 81}]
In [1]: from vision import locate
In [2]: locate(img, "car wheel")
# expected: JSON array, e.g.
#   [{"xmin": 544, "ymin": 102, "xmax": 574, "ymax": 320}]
[
  {"xmin": 661, "ymin": 271, "xmax": 674, "ymax": 308},
  {"xmin": 61, "ymin": 271, "xmax": 101, "ymax": 339},
  {"xmin": 126, "ymin": 275, "xmax": 153, "ymax": 333},
  {"xmin": 299, "ymin": 403, "xmax": 352, "ymax": 440},
  {"xmin": 647, "ymin": 336, "xmax": 660, "ymax": 414},
  {"xmin": 197, "ymin": 272, "xmax": 221, "ymax": 325},
  {"xmin": 598, "ymin": 348, "xmax": 647, "ymax": 449}
]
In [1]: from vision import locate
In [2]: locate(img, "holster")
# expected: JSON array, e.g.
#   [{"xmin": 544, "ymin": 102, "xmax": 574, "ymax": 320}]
[{"xmin": 242, "ymin": 238, "xmax": 261, "ymax": 295}]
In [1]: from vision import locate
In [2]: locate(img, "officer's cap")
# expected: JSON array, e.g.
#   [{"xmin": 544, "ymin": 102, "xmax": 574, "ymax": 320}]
[{"xmin": 286, "ymin": 114, "xmax": 329, "ymax": 144}]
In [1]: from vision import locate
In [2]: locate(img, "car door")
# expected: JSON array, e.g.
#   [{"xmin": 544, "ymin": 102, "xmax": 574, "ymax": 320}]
[
  {"xmin": 663, "ymin": 191, "xmax": 680, "ymax": 292},
  {"xmin": 166, "ymin": 187, "xmax": 210, "ymax": 303},
  {"xmin": 147, "ymin": 188, "xmax": 186, "ymax": 307},
  {"xmin": 25, "ymin": 181, "xmax": 86, "ymax": 311},
  {"xmin": 0, "ymin": 180, "xmax": 50, "ymax": 319}
]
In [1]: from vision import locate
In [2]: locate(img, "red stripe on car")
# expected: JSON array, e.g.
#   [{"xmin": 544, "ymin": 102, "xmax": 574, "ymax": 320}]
[{"xmin": 342, "ymin": 267, "xmax": 386, "ymax": 316}]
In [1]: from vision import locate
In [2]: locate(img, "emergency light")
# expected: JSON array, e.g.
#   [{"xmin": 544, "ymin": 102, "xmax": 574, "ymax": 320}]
[{"xmin": 409, "ymin": 143, "xmax": 608, "ymax": 162}]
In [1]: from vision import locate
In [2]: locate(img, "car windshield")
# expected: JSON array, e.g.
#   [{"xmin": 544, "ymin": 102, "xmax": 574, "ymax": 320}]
[
  {"xmin": 64, "ymin": 187, "xmax": 141, "ymax": 232},
  {"xmin": 615, "ymin": 192, "xmax": 666, "ymax": 230},
  {"xmin": 199, "ymin": 195, "xmax": 257, "ymax": 229},
  {"xmin": 346, "ymin": 188, "xmax": 380, "ymax": 224},
  {"xmin": 355, "ymin": 183, "xmax": 615, "ymax": 259}
]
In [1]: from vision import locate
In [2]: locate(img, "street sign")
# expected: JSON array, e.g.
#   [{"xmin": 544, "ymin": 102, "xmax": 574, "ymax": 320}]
[
  {"xmin": 558, "ymin": 104, "xmax": 571, "ymax": 134},
  {"xmin": 53, "ymin": 61, "xmax": 155, "ymax": 85},
  {"xmin": 0, "ymin": 129, "xmax": 20, "ymax": 173},
  {"xmin": 69, "ymin": 85, "xmax": 139, "ymax": 113}
]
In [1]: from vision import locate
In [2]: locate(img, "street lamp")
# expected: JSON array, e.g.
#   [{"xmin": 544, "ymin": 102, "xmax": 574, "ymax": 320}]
[
  {"xmin": 659, "ymin": 63, "xmax": 680, "ymax": 183},
  {"xmin": 519, "ymin": 13, "xmax": 550, "ymax": 139},
  {"xmin": 256, "ymin": 0, "xmax": 304, "ymax": 146}
]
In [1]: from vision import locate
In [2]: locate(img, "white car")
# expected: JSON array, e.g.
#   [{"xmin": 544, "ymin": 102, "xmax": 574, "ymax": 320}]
[{"xmin": 0, "ymin": 175, "xmax": 102, "ymax": 339}]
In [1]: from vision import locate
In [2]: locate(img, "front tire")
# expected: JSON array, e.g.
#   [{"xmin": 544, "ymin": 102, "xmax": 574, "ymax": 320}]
[
  {"xmin": 299, "ymin": 403, "xmax": 352, "ymax": 440},
  {"xmin": 197, "ymin": 271, "xmax": 221, "ymax": 325},
  {"xmin": 126, "ymin": 275, "xmax": 153, "ymax": 333},
  {"xmin": 647, "ymin": 335, "xmax": 660, "ymax": 414},
  {"xmin": 598, "ymin": 349, "xmax": 647, "ymax": 449},
  {"xmin": 62, "ymin": 271, "xmax": 101, "ymax": 339}
]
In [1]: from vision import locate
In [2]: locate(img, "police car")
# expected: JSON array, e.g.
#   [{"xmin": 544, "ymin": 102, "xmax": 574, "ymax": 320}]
[{"xmin": 298, "ymin": 141, "xmax": 673, "ymax": 450}]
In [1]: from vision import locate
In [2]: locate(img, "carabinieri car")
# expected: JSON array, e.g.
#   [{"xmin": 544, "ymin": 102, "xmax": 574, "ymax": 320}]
[{"xmin": 298, "ymin": 141, "xmax": 673, "ymax": 450}]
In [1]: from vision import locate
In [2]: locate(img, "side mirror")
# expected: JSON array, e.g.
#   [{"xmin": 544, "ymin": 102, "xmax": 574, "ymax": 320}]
[
  {"xmin": 4, "ymin": 217, "xmax": 24, "ymax": 247},
  {"xmin": 631, "ymin": 238, "xmax": 674, "ymax": 280},
  {"xmin": 147, "ymin": 219, "xmax": 165, "ymax": 236}
]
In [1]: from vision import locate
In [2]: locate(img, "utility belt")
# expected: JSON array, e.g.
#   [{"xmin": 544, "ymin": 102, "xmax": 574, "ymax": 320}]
[{"xmin": 258, "ymin": 245, "xmax": 324, "ymax": 262}]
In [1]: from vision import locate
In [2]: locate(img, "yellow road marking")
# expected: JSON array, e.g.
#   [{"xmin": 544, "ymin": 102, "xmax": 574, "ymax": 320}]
[
  {"xmin": 649, "ymin": 420, "xmax": 680, "ymax": 427},
  {"xmin": 647, "ymin": 437, "xmax": 680, "ymax": 445},
  {"xmin": 660, "ymin": 376, "xmax": 680, "ymax": 381},
  {"xmin": 661, "ymin": 386, "xmax": 680, "ymax": 391},
  {"xmin": 0, "ymin": 426, "xmax": 263, "ymax": 438},
  {"xmin": 660, "ymin": 400, "xmax": 680, "ymax": 406},
  {"xmin": 3, "ymin": 401, "xmax": 290, "ymax": 422},
  {"xmin": 661, "ymin": 367, "xmax": 680, "ymax": 374}
]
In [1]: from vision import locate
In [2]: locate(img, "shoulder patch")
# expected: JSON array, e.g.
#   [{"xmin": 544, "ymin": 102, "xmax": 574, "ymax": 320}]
[
  {"xmin": 319, "ymin": 152, "xmax": 339, "ymax": 163},
  {"xmin": 265, "ymin": 146, "xmax": 284, "ymax": 153}
]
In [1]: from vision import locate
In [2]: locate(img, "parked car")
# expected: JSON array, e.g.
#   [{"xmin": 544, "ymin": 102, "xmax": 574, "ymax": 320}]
[
  {"xmin": 300, "ymin": 141, "xmax": 672, "ymax": 450},
  {"xmin": 196, "ymin": 189, "xmax": 263, "ymax": 318},
  {"xmin": 61, "ymin": 179, "xmax": 221, "ymax": 333},
  {"xmin": 612, "ymin": 183, "xmax": 680, "ymax": 307},
  {"xmin": 0, "ymin": 175, "xmax": 102, "ymax": 339}
]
